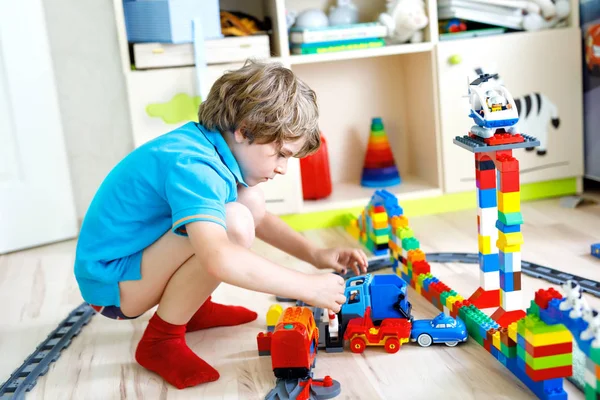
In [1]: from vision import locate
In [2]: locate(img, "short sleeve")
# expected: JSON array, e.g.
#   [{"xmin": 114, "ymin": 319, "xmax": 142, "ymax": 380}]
[{"xmin": 164, "ymin": 157, "xmax": 230, "ymax": 236}]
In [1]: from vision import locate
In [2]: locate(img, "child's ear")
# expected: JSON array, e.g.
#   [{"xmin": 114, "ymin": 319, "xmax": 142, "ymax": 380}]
[{"xmin": 233, "ymin": 126, "xmax": 247, "ymax": 144}]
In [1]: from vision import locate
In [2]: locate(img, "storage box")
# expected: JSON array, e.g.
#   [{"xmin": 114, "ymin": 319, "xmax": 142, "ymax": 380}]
[
  {"xmin": 132, "ymin": 35, "xmax": 271, "ymax": 69},
  {"xmin": 123, "ymin": 0, "xmax": 222, "ymax": 43}
]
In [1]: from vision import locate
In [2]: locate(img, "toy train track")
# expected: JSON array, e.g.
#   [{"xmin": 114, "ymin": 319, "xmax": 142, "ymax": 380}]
[
  {"xmin": 0, "ymin": 303, "xmax": 95, "ymax": 399},
  {"xmin": 336, "ymin": 253, "xmax": 600, "ymax": 299}
]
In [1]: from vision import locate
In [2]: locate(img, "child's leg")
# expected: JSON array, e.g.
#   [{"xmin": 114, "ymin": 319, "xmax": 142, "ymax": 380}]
[{"xmin": 120, "ymin": 186, "xmax": 264, "ymax": 389}]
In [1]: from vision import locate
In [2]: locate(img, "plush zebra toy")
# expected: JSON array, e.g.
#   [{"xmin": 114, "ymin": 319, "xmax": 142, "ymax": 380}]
[{"xmin": 474, "ymin": 68, "xmax": 560, "ymax": 156}]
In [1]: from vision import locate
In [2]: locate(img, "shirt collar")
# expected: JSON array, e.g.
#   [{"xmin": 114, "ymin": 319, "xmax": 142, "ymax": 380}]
[{"xmin": 197, "ymin": 123, "xmax": 248, "ymax": 187}]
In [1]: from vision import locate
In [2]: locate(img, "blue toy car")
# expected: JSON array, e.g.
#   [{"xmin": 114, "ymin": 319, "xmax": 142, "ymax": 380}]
[{"xmin": 410, "ymin": 312, "xmax": 468, "ymax": 347}]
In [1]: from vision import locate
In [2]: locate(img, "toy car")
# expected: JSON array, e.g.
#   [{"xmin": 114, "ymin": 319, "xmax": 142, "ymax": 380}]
[
  {"xmin": 410, "ymin": 312, "xmax": 468, "ymax": 347},
  {"xmin": 467, "ymin": 73, "xmax": 519, "ymax": 139}
]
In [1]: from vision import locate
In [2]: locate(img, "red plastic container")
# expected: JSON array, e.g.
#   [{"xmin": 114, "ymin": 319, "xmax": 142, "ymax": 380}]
[{"xmin": 300, "ymin": 134, "xmax": 332, "ymax": 200}]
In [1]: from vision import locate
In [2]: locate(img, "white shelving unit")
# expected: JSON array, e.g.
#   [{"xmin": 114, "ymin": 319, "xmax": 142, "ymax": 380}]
[{"xmin": 111, "ymin": 0, "xmax": 584, "ymax": 216}]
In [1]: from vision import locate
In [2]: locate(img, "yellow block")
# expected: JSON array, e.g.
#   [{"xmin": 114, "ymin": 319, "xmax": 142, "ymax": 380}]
[
  {"xmin": 368, "ymin": 135, "xmax": 389, "ymax": 145},
  {"xmin": 368, "ymin": 231, "xmax": 389, "ymax": 244},
  {"xmin": 478, "ymin": 235, "xmax": 492, "ymax": 254},
  {"xmin": 493, "ymin": 331, "xmax": 501, "ymax": 350},
  {"xmin": 416, "ymin": 282, "xmax": 422, "ymax": 295},
  {"xmin": 391, "ymin": 215, "xmax": 409, "ymax": 228},
  {"xmin": 372, "ymin": 220, "xmax": 388, "ymax": 230},
  {"xmin": 390, "ymin": 242, "xmax": 399, "ymax": 253},
  {"xmin": 266, "ymin": 304, "xmax": 283, "ymax": 327},
  {"xmin": 525, "ymin": 330, "xmax": 573, "ymax": 347},
  {"xmin": 498, "ymin": 191, "xmax": 521, "ymax": 213},
  {"xmin": 497, "ymin": 232, "xmax": 523, "ymax": 253},
  {"xmin": 508, "ymin": 322, "xmax": 518, "ymax": 342}
]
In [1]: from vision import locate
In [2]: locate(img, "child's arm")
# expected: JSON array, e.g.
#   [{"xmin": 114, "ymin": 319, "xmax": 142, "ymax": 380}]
[
  {"xmin": 256, "ymin": 212, "xmax": 368, "ymax": 275},
  {"xmin": 186, "ymin": 220, "xmax": 347, "ymax": 312}
]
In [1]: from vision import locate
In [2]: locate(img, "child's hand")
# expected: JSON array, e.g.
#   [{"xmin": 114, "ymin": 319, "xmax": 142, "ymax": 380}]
[
  {"xmin": 302, "ymin": 273, "xmax": 347, "ymax": 313},
  {"xmin": 313, "ymin": 247, "xmax": 369, "ymax": 276}
]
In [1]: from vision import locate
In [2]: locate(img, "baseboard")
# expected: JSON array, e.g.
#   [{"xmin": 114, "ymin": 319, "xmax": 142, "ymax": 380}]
[{"xmin": 281, "ymin": 177, "xmax": 579, "ymax": 231}]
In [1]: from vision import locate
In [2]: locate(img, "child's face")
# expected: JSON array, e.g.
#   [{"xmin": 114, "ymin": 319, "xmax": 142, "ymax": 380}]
[{"xmin": 229, "ymin": 129, "xmax": 306, "ymax": 187}]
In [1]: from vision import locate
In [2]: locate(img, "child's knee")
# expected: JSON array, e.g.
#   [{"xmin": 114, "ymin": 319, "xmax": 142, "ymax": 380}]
[
  {"xmin": 236, "ymin": 186, "xmax": 266, "ymax": 227},
  {"xmin": 225, "ymin": 202, "xmax": 255, "ymax": 248}
]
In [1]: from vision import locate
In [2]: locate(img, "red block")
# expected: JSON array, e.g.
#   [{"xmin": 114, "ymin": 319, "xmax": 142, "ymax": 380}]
[
  {"xmin": 476, "ymin": 168, "xmax": 496, "ymax": 189},
  {"xmin": 491, "ymin": 308, "xmax": 526, "ymax": 328},
  {"xmin": 525, "ymin": 340, "xmax": 572, "ymax": 358},
  {"xmin": 257, "ymin": 331, "xmax": 272, "ymax": 354},
  {"xmin": 413, "ymin": 260, "xmax": 431, "ymax": 276},
  {"xmin": 468, "ymin": 287, "xmax": 500, "ymax": 309},
  {"xmin": 485, "ymin": 133, "xmax": 525, "ymax": 146},
  {"xmin": 495, "ymin": 154, "xmax": 519, "ymax": 172},
  {"xmin": 525, "ymin": 364, "xmax": 572, "ymax": 382},
  {"xmin": 534, "ymin": 288, "xmax": 563, "ymax": 309},
  {"xmin": 373, "ymin": 205, "xmax": 386, "ymax": 214},
  {"xmin": 498, "ymin": 171, "xmax": 520, "ymax": 192}
]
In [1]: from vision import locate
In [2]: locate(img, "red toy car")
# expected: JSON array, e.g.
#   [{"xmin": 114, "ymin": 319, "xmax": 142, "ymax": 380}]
[{"xmin": 343, "ymin": 306, "xmax": 411, "ymax": 354}]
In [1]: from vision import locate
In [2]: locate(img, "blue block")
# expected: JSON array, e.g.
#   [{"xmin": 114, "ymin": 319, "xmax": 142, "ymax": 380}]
[
  {"xmin": 401, "ymin": 272, "xmax": 410, "ymax": 283},
  {"xmin": 500, "ymin": 272, "xmax": 515, "ymax": 291},
  {"xmin": 592, "ymin": 243, "xmax": 600, "ymax": 259},
  {"xmin": 477, "ymin": 188, "xmax": 497, "ymax": 208},
  {"xmin": 479, "ymin": 253, "xmax": 499, "ymax": 272},
  {"xmin": 506, "ymin": 357, "xmax": 568, "ymax": 400},
  {"xmin": 499, "ymin": 252, "xmax": 519, "ymax": 273},
  {"xmin": 490, "ymin": 346, "xmax": 500, "ymax": 360},
  {"xmin": 496, "ymin": 220, "xmax": 521, "ymax": 233},
  {"xmin": 517, "ymin": 334, "xmax": 526, "ymax": 349}
]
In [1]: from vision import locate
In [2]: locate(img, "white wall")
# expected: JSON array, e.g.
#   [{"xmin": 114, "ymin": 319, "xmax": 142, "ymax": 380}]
[{"xmin": 43, "ymin": 1, "xmax": 133, "ymax": 221}]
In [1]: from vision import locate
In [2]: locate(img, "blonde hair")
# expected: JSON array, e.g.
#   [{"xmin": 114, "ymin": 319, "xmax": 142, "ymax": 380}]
[{"xmin": 198, "ymin": 59, "xmax": 320, "ymax": 157}]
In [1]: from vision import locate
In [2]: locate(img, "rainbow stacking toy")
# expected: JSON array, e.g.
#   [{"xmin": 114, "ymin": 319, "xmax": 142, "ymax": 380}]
[{"xmin": 360, "ymin": 117, "xmax": 401, "ymax": 188}]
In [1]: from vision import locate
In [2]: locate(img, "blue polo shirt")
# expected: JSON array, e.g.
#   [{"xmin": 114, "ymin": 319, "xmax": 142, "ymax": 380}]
[{"xmin": 74, "ymin": 122, "xmax": 247, "ymax": 307}]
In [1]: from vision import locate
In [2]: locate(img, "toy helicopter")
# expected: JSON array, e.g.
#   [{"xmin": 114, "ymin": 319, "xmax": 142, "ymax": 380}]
[{"xmin": 466, "ymin": 73, "xmax": 520, "ymax": 139}]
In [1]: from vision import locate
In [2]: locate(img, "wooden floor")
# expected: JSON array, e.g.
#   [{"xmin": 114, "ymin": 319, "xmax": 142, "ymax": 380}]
[{"xmin": 2, "ymin": 194, "xmax": 600, "ymax": 399}]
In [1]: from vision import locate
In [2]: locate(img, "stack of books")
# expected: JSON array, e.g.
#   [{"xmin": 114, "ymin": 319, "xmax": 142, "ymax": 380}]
[
  {"xmin": 289, "ymin": 22, "xmax": 388, "ymax": 55},
  {"xmin": 438, "ymin": 0, "xmax": 534, "ymax": 30}
]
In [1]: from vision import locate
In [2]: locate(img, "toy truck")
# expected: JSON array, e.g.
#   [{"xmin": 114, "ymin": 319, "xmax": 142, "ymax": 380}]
[
  {"xmin": 325, "ymin": 273, "xmax": 413, "ymax": 352},
  {"xmin": 342, "ymin": 273, "xmax": 413, "ymax": 323}
]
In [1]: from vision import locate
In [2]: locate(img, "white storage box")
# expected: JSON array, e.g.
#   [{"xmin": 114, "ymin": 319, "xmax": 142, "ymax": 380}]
[{"xmin": 132, "ymin": 35, "xmax": 271, "ymax": 69}]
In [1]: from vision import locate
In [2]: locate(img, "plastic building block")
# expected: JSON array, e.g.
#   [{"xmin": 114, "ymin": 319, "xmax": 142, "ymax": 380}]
[
  {"xmin": 592, "ymin": 243, "xmax": 600, "ymax": 259},
  {"xmin": 267, "ymin": 304, "xmax": 284, "ymax": 332},
  {"xmin": 257, "ymin": 331, "xmax": 273, "ymax": 356},
  {"xmin": 453, "ymin": 133, "xmax": 540, "ymax": 153},
  {"xmin": 468, "ymin": 287, "xmax": 500, "ymax": 309}
]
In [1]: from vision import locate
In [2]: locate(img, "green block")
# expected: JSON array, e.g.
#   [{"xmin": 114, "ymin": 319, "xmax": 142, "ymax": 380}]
[
  {"xmin": 399, "ymin": 227, "xmax": 414, "ymax": 239},
  {"xmin": 527, "ymin": 300, "xmax": 540, "ymax": 318},
  {"xmin": 402, "ymin": 237, "xmax": 420, "ymax": 250},
  {"xmin": 590, "ymin": 348, "xmax": 600, "ymax": 366},
  {"xmin": 498, "ymin": 211, "xmax": 524, "ymax": 226},
  {"xmin": 525, "ymin": 352, "xmax": 572, "ymax": 370},
  {"xmin": 585, "ymin": 384, "xmax": 596, "ymax": 400},
  {"xmin": 500, "ymin": 342, "xmax": 517, "ymax": 358}
]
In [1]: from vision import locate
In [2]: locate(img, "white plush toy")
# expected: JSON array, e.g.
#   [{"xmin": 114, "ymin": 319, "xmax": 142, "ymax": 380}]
[
  {"xmin": 522, "ymin": 0, "xmax": 570, "ymax": 31},
  {"xmin": 378, "ymin": 0, "xmax": 429, "ymax": 44}
]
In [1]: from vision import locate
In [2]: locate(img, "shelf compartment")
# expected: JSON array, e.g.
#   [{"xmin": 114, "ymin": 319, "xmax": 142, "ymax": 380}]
[
  {"xmin": 301, "ymin": 176, "xmax": 441, "ymax": 213},
  {"xmin": 289, "ymin": 42, "xmax": 433, "ymax": 65}
]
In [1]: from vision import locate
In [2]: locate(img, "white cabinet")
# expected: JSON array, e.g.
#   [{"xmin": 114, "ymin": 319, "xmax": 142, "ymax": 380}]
[{"xmin": 436, "ymin": 27, "xmax": 584, "ymax": 193}]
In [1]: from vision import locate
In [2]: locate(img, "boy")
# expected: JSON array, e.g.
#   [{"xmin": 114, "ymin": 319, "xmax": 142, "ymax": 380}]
[{"xmin": 74, "ymin": 60, "xmax": 368, "ymax": 390}]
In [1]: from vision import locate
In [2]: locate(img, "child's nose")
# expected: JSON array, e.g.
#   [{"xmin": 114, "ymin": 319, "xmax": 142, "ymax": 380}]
[{"xmin": 275, "ymin": 165, "xmax": 287, "ymax": 175}]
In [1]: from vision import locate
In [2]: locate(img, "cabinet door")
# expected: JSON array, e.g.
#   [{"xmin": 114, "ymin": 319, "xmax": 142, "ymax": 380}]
[
  {"xmin": 126, "ymin": 64, "xmax": 302, "ymax": 215},
  {"xmin": 436, "ymin": 28, "xmax": 584, "ymax": 193}
]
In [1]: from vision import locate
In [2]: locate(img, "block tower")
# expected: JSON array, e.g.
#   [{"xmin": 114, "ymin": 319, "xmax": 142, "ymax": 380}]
[
  {"xmin": 454, "ymin": 77, "xmax": 540, "ymax": 328},
  {"xmin": 361, "ymin": 117, "xmax": 401, "ymax": 188}
]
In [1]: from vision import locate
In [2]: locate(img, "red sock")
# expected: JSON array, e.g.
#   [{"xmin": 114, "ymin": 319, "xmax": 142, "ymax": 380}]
[
  {"xmin": 135, "ymin": 313, "xmax": 219, "ymax": 389},
  {"xmin": 186, "ymin": 296, "xmax": 258, "ymax": 332}
]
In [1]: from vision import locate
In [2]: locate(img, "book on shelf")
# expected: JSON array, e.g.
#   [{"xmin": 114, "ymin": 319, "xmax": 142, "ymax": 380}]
[
  {"xmin": 290, "ymin": 38, "xmax": 386, "ymax": 55},
  {"xmin": 289, "ymin": 22, "xmax": 388, "ymax": 44}
]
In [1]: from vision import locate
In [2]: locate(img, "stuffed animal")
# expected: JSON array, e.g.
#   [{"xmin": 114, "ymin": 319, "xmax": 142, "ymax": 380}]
[
  {"xmin": 522, "ymin": 0, "xmax": 570, "ymax": 31},
  {"xmin": 378, "ymin": 0, "xmax": 429, "ymax": 44}
]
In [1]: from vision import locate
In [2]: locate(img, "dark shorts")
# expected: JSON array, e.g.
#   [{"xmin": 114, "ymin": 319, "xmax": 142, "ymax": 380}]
[{"xmin": 89, "ymin": 304, "xmax": 140, "ymax": 320}]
